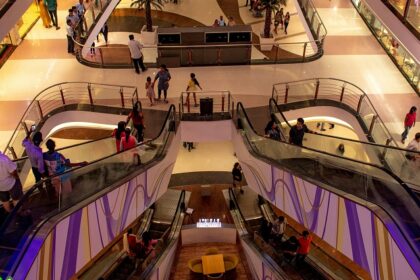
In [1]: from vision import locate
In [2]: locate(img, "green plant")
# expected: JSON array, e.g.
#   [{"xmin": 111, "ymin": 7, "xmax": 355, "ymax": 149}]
[
  {"xmin": 260, "ymin": 0, "xmax": 286, "ymax": 38},
  {"xmin": 130, "ymin": 0, "xmax": 164, "ymax": 32}
]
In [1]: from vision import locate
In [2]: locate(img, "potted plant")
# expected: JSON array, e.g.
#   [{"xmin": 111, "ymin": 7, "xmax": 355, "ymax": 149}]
[
  {"xmin": 130, "ymin": 0, "xmax": 165, "ymax": 45},
  {"xmin": 259, "ymin": 0, "xmax": 286, "ymax": 51}
]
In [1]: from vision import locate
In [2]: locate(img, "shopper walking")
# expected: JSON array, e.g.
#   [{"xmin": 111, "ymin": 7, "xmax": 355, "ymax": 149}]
[
  {"xmin": 44, "ymin": 0, "xmax": 60, "ymax": 29},
  {"xmin": 153, "ymin": 64, "xmax": 171, "ymax": 103},
  {"xmin": 0, "ymin": 152, "xmax": 23, "ymax": 212},
  {"xmin": 128, "ymin": 34, "xmax": 146, "ymax": 74},
  {"xmin": 273, "ymin": 9, "xmax": 284, "ymax": 34},
  {"xmin": 112, "ymin": 121, "xmax": 126, "ymax": 153},
  {"xmin": 401, "ymin": 106, "xmax": 417, "ymax": 144},
  {"xmin": 126, "ymin": 102, "xmax": 145, "ymax": 142},
  {"xmin": 38, "ymin": 0, "xmax": 52, "ymax": 28},
  {"xmin": 284, "ymin": 12, "xmax": 290, "ymax": 35}
]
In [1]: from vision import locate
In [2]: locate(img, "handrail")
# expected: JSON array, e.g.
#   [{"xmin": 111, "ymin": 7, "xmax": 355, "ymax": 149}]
[
  {"xmin": 179, "ymin": 90, "xmax": 232, "ymax": 118},
  {"xmin": 0, "ymin": 104, "xmax": 176, "ymax": 278},
  {"xmin": 236, "ymin": 101, "xmax": 420, "ymax": 272},
  {"xmin": 4, "ymin": 82, "xmax": 139, "ymax": 159}
]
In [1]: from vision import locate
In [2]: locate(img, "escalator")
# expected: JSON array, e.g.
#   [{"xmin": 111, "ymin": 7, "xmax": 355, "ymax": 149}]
[
  {"xmin": 235, "ymin": 102, "xmax": 420, "ymax": 278},
  {"xmin": 0, "ymin": 104, "xmax": 177, "ymax": 279},
  {"xmin": 268, "ymin": 97, "xmax": 420, "ymax": 191}
]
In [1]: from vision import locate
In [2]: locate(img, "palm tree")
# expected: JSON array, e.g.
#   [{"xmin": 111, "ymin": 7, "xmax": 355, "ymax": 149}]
[
  {"xmin": 260, "ymin": 0, "xmax": 286, "ymax": 38},
  {"xmin": 130, "ymin": 0, "xmax": 165, "ymax": 32}
]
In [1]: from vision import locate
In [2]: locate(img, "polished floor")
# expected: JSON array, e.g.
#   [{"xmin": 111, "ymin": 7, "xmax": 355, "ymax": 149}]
[{"xmin": 0, "ymin": 0, "xmax": 418, "ymax": 153}]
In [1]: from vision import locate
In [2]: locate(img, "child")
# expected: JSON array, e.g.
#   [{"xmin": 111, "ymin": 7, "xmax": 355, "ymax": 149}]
[
  {"xmin": 145, "ymin": 76, "xmax": 155, "ymax": 106},
  {"xmin": 185, "ymin": 73, "xmax": 202, "ymax": 107}
]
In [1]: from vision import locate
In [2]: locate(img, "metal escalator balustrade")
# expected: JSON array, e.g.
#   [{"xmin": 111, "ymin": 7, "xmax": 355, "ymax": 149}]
[
  {"xmin": 271, "ymin": 78, "xmax": 420, "ymax": 190},
  {"xmin": 0, "ymin": 104, "xmax": 176, "ymax": 278},
  {"xmin": 236, "ymin": 102, "xmax": 420, "ymax": 277}
]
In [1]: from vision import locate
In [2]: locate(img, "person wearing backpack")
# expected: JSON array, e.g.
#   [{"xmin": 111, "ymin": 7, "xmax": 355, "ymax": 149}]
[{"xmin": 185, "ymin": 73, "xmax": 202, "ymax": 107}]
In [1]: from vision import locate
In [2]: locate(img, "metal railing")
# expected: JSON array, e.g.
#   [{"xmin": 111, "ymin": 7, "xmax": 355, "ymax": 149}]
[
  {"xmin": 269, "ymin": 97, "xmax": 420, "ymax": 190},
  {"xmin": 179, "ymin": 90, "xmax": 234, "ymax": 120},
  {"xmin": 4, "ymin": 82, "xmax": 139, "ymax": 160},
  {"xmin": 70, "ymin": 0, "xmax": 326, "ymax": 68}
]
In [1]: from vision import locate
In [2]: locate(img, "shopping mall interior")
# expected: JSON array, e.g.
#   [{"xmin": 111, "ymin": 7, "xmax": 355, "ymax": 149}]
[{"xmin": 0, "ymin": 0, "xmax": 419, "ymax": 279}]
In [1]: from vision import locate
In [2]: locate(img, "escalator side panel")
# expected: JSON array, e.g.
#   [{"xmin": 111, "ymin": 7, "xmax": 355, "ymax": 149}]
[
  {"xmin": 19, "ymin": 132, "xmax": 181, "ymax": 280},
  {"xmin": 232, "ymin": 126, "xmax": 419, "ymax": 280}
]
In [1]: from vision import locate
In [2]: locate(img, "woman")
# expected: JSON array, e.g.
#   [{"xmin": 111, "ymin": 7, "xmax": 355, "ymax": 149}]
[
  {"xmin": 153, "ymin": 64, "xmax": 171, "ymax": 103},
  {"xmin": 126, "ymin": 102, "xmax": 145, "ymax": 142},
  {"xmin": 232, "ymin": 162, "xmax": 244, "ymax": 194},
  {"xmin": 284, "ymin": 12, "xmax": 290, "ymax": 35},
  {"xmin": 401, "ymin": 106, "xmax": 417, "ymax": 144},
  {"xmin": 112, "ymin": 121, "xmax": 126, "ymax": 152},
  {"xmin": 274, "ymin": 8, "xmax": 284, "ymax": 34},
  {"xmin": 120, "ymin": 128, "xmax": 138, "ymax": 152},
  {"xmin": 38, "ymin": 0, "xmax": 52, "ymax": 28},
  {"xmin": 138, "ymin": 231, "xmax": 158, "ymax": 258}
]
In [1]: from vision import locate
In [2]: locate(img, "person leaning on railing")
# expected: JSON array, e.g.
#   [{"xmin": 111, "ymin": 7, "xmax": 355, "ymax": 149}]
[{"xmin": 289, "ymin": 118, "xmax": 317, "ymax": 146}]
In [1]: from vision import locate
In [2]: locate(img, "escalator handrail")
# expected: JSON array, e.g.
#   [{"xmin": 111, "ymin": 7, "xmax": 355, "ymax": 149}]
[
  {"xmin": 236, "ymin": 101, "xmax": 420, "ymax": 264},
  {"xmin": 268, "ymin": 98, "xmax": 420, "ymax": 154},
  {"xmin": 228, "ymin": 188, "xmax": 254, "ymax": 235},
  {"xmin": 4, "ymin": 81, "xmax": 138, "ymax": 155},
  {"xmin": 0, "ymin": 105, "xmax": 176, "ymax": 277},
  {"xmin": 271, "ymin": 77, "xmax": 397, "ymax": 146}
]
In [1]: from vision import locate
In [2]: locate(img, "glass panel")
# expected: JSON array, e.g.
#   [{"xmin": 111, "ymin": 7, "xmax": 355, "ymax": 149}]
[
  {"xmin": 406, "ymin": 0, "xmax": 420, "ymax": 33},
  {"xmin": 387, "ymin": 0, "xmax": 406, "ymax": 15}
]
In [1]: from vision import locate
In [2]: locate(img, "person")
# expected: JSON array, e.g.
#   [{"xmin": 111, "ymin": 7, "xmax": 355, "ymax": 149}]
[
  {"xmin": 296, "ymin": 230, "xmax": 313, "ymax": 265},
  {"xmin": 284, "ymin": 12, "xmax": 290, "ymax": 35},
  {"xmin": 264, "ymin": 114, "xmax": 277, "ymax": 135},
  {"xmin": 289, "ymin": 118, "xmax": 315, "ymax": 146},
  {"xmin": 281, "ymin": 236, "xmax": 299, "ymax": 263},
  {"xmin": 271, "ymin": 216, "xmax": 287, "ymax": 242},
  {"xmin": 127, "ymin": 228, "xmax": 140, "ymax": 256},
  {"xmin": 128, "ymin": 34, "xmax": 146, "ymax": 74},
  {"xmin": 227, "ymin": 16, "xmax": 236, "ymax": 26},
  {"xmin": 145, "ymin": 76, "xmax": 155, "ymax": 106},
  {"xmin": 0, "ymin": 152, "xmax": 23, "ymax": 212},
  {"xmin": 273, "ymin": 9, "xmax": 283, "ymax": 34},
  {"xmin": 76, "ymin": 0, "xmax": 85, "ymax": 19},
  {"xmin": 126, "ymin": 102, "xmax": 145, "ymax": 142},
  {"xmin": 260, "ymin": 218, "xmax": 272, "ymax": 242},
  {"xmin": 22, "ymin": 132, "xmax": 46, "ymax": 185},
  {"xmin": 112, "ymin": 121, "xmax": 126, "ymax": 153},
  {"xmin": 44, "ymin": 0, "xmax": 60, "ymax": 30},
  {"xmin": 401, "ymin": 106, "xmax": 417, "ymax": 144},
  {"xmin": 405, "ymin": 132, "xmax": 420, "ymax": 161},
  {"xmin": 120, "ymin": 128, "xmax": 138, "ymax": 151},
  {"xmin": 267, "ymin": 123, "xmax": 281, "ymax": 140},
  {"xmin": 212, "ymin": 19, "xmax": 219, "ymax": 27},
  {"xmin": 153, "ymin": 64, "xmax": 171, "ymax": 103},
  {"xmin": 66, "ymin": 8, "xmax": 78, "ymax": 28},
  {"xmin": 232, "ymin": 162, "xmax": 244, "ymax": 194},
  {"xmin": 138, "ymin": 231, "xmax": 158, "ymax": 258},
  {"xmin": 218, "ymin": 15, "xmax": 226, "ymax": 26},
  {"xmin": 185, "ymin": 73, "xmax": 202, "ymax": 107},
  {"xmin": 38, "ymin": 0, "xmax": 52, "ymax": 28},
  {"xmin": 100, "ymin": 22, "xmax": 109, "ymax": 44},
  {"xmin": 66, "ymin": 19, "xmax": 75, "ymax": 54},
  {"xmin": 43, "ymin": 139, "xmax": 87, "ymax": 194}
]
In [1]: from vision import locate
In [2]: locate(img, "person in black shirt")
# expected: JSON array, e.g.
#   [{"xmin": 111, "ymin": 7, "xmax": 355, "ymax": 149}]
[
  {"xmin": 264, "ymin": 114, "xmax": 277, "ymax": 135},
  {"xmin": 232, "ymin": 162, "xmax": 244, "ymax": 194},
  {"xmin": 289, "ymin": 117, "xmax": 316, "ymax": 146},
  {"xmin": 281, "ymin": 236, "xmax": 299, "ymax": 263}
]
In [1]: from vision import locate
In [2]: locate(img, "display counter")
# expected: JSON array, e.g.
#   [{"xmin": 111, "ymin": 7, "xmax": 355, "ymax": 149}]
[{"xmin": 181, "ymin": 224, "xmax": 237, "ymax": 245}]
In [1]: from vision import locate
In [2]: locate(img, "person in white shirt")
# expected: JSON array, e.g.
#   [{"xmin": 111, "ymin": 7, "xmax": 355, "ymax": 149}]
[
  {"xmin": 0, "ymin": 152, "xmax": 23, "ymax": 212},
  {"xmin": 271, "ymin": 216, "xmax": 287, "ymax": 242},
  {"xmin": 218, "ymin": 15, "xmax": 226, "ymax": 26},
  {"xmin": 66, "ymin": 19, "xmax": 75, "ymax": 54},
  {"xmin": 22, "ymin": 132, "xmax": 45, "ymax": 185},
  {"xmin": 128, "ymin": 34, "xmax": 146, "ymax": 74},
  {"xmin": 406, "ymin": 133, "xmax": 420, "ymax": 161}
]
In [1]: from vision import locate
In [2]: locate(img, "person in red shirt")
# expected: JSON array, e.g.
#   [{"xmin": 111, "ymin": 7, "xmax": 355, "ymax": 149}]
[
  {"xmin": 402, "ymin": 106, "xmax": 417, "ymax": 144},
  {"xmin": 126, "ymin": 102, "xmax": 145, "ymax": 142},
  {"xmin": 127, "ymin": 228, "xmax": 139, "ymax": 255},
  {"xmin": 112, "ymin": 121, "xmax": 126, "ymax": 152},
  {"xmin": 120, "ymin": 128, "xmax": 138, "ymax": 151},
  {"xmin": 296, "ymin": 230, "xmax": 313, "ymax": 265}
]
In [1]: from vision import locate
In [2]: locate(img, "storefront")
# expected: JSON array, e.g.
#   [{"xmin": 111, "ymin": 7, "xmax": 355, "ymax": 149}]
[
  {"xmin": 0, "ymin": 0, "xmax": 39, "ymax": 64},
  {"xmin": 352, "ymin": 0, "xmax": 419, "ymax": 93}
]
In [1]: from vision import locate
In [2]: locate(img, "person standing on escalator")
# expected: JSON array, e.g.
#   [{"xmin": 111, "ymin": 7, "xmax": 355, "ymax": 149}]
[
  {"xmin": 22, "ymin": 131, "xmax": 46, "ymax": 186},
  {"xmin": 289, "ymin": 118, "xmax": 316, "ymax": 146},
  {"xmin": 0, "ymin": 152, "xmax": 23, "ymax": 212},
  {"xmin": 127, "ymin": 102, "xmax": 145, "ymax": 143}
]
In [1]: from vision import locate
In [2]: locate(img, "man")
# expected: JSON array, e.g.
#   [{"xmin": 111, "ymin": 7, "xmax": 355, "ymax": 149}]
[
  {"xmin": 66, "ymin": 19, "xmax": 75, "ymax": 54},
  {"xmin": 22, "ymin": 132, "xmax": 46, "ymax": 185},
  {"xmin": 76, "ymin": 0, "xmax": 86, "ymax": 32},
  {"xmin": 296, "ymin": 230, "xmax": 313, "ymax": 266},
  {"xmin": 271, "ymin": 216, "xmax": 287, "ymax": 242},
  {"xmin": 66, "ymin": 8, "xmax": 78, "ymax": 27},
  {"xmin": 289, "ymin": 117, "xmax": 316, "ymax": 146},
  {"xmin": 406, "ymin": 132, "xmax": 420, "ymax": 161},
  {"xmin": 218, "ymin": 15, "xmax": 226, "ymax": 26},
  {"xmin": 44, "ymin": 0, "xmax": 60, "ymax": 30},
  {"xmin": 0, "ymin": 152, "xmax": 23, "ymax": 212},
  {"xmin": 128, "ymin": 34, "xmax": 146, "ymax": 74}
]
